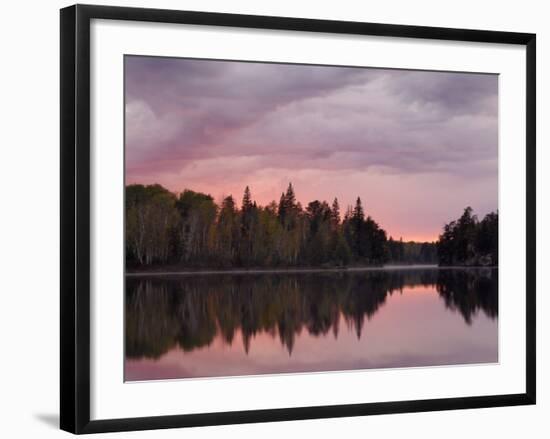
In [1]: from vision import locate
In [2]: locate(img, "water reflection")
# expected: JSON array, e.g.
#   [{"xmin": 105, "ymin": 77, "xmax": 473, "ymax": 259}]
[{"xmin": 125, "ymin": 268, "xmax": 497, "ymax": 379}]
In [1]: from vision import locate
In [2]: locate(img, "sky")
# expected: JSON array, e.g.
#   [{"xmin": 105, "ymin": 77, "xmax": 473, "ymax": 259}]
[{"xmin": 125, "ymin": 56, "xmax": 498, "ymax": 242}]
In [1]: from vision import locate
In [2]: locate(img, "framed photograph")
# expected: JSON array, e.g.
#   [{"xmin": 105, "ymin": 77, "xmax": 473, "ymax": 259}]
[{"xmin": 60, "ymin": 4, "xmax": 536, "ymax": 434}]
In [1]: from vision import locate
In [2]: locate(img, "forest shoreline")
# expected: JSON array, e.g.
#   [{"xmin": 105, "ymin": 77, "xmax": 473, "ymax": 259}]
[{"xmin": 126, "ymin": 264, "xmax": 497, "ymax": 277}]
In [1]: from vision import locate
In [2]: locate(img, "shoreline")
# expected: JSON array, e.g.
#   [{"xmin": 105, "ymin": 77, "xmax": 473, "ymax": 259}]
[{"xmin": 126, "ymin": 264, "xmax": 497, "ymax": 277}]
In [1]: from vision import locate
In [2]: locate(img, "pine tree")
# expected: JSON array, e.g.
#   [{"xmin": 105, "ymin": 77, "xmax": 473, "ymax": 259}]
[
  {"xmin": 277, "ymin": 192, "xmax": 286, "ymax": 222},
  {"xmin": 240, "ymin": 187, "xmax": 256, "ymax": 265},
  {"xmin": 331, "ymin": 197, "xmax": 340, "ymax": 230},
  {"xmin": 350, "ymin": 197, "xmax": 367, "ymax": 259},
  {"xmin": 241, "ymin": 187, "xmax": 253, "ymax": 239},
  {"xmin": 353, "ymin": 197, "xmax": 364, "ymax": 221},
  {"xmin": 278, "ymin": 183, "xmax": 298, "ymax": 231},
  {"xmin": 242, "ymin": 186, "xmax": 252, "ymax": 212},
  {"xmin": 285, "ymin": 182, "xmax": 296, "ymax": 207},
  {"xmin": 344, "ymin": 205, "xmax": 353, "ymax": 221}
]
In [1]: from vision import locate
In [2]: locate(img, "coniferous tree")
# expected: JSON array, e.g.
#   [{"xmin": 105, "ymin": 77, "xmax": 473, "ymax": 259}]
[
  {"xmin": 242, "ymin": 186, "xmax": 252, "ymax": 211},
  {"xmin": 438, "ymin": 208, "xmax": 498, "ymax": 266},
  {"xmin": 125, "ymin": 183, "xmax": 495, "ymax": 270},
  {"xmin": 277, "ymin": 192, "xmax": 286, "ymax": 220},
  {"xmin": 240, "ymin": 186, "xmax": 256, "ymax": 265},
  {"xmin": 331, "ymin": 198, "xmax": 340, "ymax": 230},
  {"xmin": 353, "ymin": 197, "xmax": 365, "ymax": 221},
  {"xmin": 351, "ymin": 197, "xmax": 367, "ymax": 259},
  {"xmin": 286, "ymin": 182, "xmax": 296, "ymax": 205}
]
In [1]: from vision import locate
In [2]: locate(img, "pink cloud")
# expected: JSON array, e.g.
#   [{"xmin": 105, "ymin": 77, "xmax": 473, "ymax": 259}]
[{"xmin": 125, "ymin": 56, "xmax": 498, "ymax": 241}]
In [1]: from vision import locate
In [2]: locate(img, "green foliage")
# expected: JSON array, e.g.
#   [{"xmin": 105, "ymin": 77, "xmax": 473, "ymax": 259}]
[
  {"xmin": 437, "ymin": 207, "xmax": 498, "ymax": 266},
  {"xmin": 387, "ymin": 237, "xmax": 438, "ymax": 264},
  {"xmin": 175, "ymin": 189, "xmax": 217, "ymax": 263},
  {"xmin": 126, "ymin": 183, "xmax": 397, "ymax": 268},
  {"xmin": 341, "ymin": 198, "xmax": 388, "ymax": 265},
  {"xmin": 126, "ymin": 184, "xmax": 179, "ymax": 265},
  {"xmin": 126, "ymin": 184, "xmax": 496, "ymax": 269}
]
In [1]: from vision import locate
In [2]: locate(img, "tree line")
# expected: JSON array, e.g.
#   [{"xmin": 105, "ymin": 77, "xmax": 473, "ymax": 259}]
[
  {"xmin": 126, "ymin": 183, "xmax": 440, "ymax": 269},
  {"xmin": 126, "ymin": 183, "xmax": 498, "ymax": 269},
  {"xmin": 437, "ymin": 207, "xmax": 498, "ymax": 266},
  {"xmin": 388, "ymin": 238, "xmax": 438, "ymax": 265}
]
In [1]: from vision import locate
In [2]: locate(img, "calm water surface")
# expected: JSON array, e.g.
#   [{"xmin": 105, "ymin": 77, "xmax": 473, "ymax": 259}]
[{"xmin": 125, "ymin": 267, "xmax": 498, "ymax": 381}]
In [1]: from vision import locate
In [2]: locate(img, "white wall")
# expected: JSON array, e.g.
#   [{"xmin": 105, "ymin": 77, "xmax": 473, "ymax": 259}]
[{"xmin": 0, "ymin": 0, "xmax": 546, "ymax": 437}]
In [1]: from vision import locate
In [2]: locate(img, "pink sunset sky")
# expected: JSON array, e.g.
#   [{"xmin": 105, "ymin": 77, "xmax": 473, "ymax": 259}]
[{"xmin": 125, "ymin": 56, "xmax": 498, "ymax": 242}]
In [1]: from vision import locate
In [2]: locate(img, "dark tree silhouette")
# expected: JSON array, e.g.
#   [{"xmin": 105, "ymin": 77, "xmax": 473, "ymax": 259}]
[
  {"xmin": 126, "ymin": 268, "xmax": 498, "ymax": 359},
  {"xmin": 438, "ymin": 207, "xmax": 498, "ymax": 266},
  {"xmin": 126, "ymin": 184, "xmax": 495, "ymax": 270}
]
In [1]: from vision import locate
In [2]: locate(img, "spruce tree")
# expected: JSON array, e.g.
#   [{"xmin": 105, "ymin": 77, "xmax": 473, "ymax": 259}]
[
  {"xmin": 285, "ymin": 182, "xmax": 296, "ymax": 207},
  {"xmin": 353, "ymin": 197, "xmax": 364, "ymax": 221},
  {"xmin": 331, "ymin": 197, "xmax": 340, "ymax": 229},
  {"xmin": 242, "ymin": 186, "xmax": 252, "ymax": 212}
]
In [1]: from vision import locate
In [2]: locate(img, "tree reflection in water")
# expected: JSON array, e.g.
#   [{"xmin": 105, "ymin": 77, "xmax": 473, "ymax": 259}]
[{"xmin": 125, "ymin": 268, "xmax": 497, "ymax": 360}]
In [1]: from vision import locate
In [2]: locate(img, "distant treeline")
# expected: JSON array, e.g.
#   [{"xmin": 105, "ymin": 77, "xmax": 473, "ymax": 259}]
[
  {"xmin": 125, "ymin": 183, "xmax": 438, "ymax": 269},
  {"xmin": 437, "ymin": 207, "xmax": 498, "ymax": 266},
  {"xmin": 388, "ymin": 239, "xmax": 438, "ymax": 265}
]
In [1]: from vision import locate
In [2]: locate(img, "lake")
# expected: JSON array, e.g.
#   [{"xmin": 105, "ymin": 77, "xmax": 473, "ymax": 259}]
[{"xmin": 125, "ymin": 267, "xmax": 498, "ymax": 381}]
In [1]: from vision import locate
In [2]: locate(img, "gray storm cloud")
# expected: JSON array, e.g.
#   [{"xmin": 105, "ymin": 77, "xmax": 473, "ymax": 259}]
[
  {"xmin": 124, "ymin": 56, "xmax": 498, "ymax": 240},
  {"xmin": 125, "ymin": 56, "xmax": 497, "ymax": 182}
]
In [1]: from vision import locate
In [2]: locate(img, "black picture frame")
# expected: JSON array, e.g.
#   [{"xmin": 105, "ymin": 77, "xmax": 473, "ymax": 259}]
[{"xmin": 60, "ymin": 4, "xmax": 536, "ymax": 434}]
